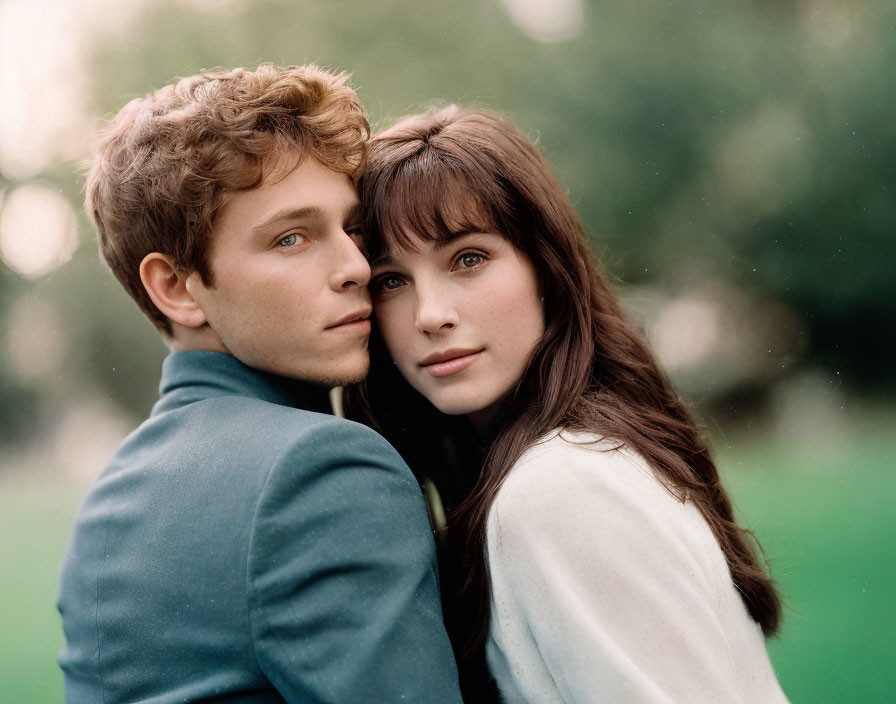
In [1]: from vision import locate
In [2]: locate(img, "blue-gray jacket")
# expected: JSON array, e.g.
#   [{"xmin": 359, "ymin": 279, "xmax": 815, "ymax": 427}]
[{"xmin": 58, "ymin": 351, "xmax": 462, "ymax": 703}]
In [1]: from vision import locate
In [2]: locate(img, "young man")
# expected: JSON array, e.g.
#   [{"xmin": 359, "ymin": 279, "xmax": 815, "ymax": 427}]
[{"xmin": 57, "ymin": 64, "xmax": 463, "ymax": 703}]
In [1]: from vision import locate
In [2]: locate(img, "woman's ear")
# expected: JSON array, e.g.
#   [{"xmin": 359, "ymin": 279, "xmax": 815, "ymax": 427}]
[{"xmin": 139, "ymin": 253, "xmax": 208, "ymax": 329}]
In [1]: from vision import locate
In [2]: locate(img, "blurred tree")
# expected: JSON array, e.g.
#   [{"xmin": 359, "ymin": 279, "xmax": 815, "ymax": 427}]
[
  {"xmin": 2, "ymin": 0, "xmax": 892, "ymax": 433},
  {"xmin": 0, "ymin": 268, "xmax": 40, "ymax": 445}
]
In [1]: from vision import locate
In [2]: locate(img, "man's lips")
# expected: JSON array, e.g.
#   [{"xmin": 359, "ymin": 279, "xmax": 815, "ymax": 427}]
[
  {"xmin": 326, "ymin": 308, "xmax": 372, "ymax": 332},
  {"xmin": 419, "ymin": 349, "xmax": 483, "ymax": 378}
]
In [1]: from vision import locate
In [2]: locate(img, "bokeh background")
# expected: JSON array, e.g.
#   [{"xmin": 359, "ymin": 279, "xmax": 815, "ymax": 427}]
[{"xmin": 1, "ymin": 0, "xmax": 893, "ymax": 700}]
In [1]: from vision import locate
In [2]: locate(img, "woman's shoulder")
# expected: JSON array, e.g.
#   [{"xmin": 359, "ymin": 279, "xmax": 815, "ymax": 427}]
[
  {"xmin": 494, "ymin": 430, "xmax": 669, "ymax": 512},
  {"xmin": 487, "ymin": 429, "xmax": 700, "ymax": 549},
  {"xmin": 486, "ymin": 428, "xmax": 727, "ymax": 592}
]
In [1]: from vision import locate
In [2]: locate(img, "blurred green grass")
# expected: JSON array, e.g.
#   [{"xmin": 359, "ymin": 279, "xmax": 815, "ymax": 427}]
[
  {"xmin": 720, "ymin": 421, "xmax": 896, "ymax": 703},
  {"xmin": 1, "ymin": 421, "xmax": 893, "ymax": 702},
  {"xmin": 0, "ymin": 471, "xmax": 83, "ymax": 703}
]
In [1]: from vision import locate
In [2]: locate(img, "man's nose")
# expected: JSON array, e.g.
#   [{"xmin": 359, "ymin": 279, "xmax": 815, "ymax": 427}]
[{"xmin": 330, "ymin": 231, "xmax": 371, "ymax": 290}]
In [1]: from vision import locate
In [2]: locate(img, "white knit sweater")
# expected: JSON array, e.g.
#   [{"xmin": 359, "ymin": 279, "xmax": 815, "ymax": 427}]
[{"xmin": 484, "ymin": 430, "xmax": 789, "ymax": 703}]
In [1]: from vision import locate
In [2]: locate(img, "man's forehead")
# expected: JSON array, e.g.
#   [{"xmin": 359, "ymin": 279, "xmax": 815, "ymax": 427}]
[
  {"xmin": 260, "ymin": 147, "xmax": 306, "ymax": 184},
  {"xmin": 214, "ymin": 156, "xmax": 359, "ymax": 234}
]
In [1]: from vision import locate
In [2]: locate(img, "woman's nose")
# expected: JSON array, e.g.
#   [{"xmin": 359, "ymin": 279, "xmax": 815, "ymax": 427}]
[{"xmin": 414, "ymin": 285, "xmax": 459, "ymax": 334}]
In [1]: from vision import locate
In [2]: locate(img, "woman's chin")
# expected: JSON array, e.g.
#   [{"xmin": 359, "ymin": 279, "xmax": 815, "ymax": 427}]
[
  {"xmin": 430, "ymin": 400, "xmax": 484, "ymax": 417},
  {"xmin": 427, "ymin": 395, "xmax": 494, "ymax": 418},
  {"xmin": 426, "ymin": 394, "xmax": 504, "ymax": 432}
]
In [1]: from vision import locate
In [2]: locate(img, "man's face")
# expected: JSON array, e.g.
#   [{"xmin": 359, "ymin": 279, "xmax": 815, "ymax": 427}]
[{"xmin": 187, "ymin": 155, "xmax": 372, "ymax": 386}]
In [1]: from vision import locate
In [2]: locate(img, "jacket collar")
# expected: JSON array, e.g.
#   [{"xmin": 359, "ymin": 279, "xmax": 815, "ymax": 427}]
[{"xmin": 152, "ymin": 351, "xmax": 333, "ymax": 416}]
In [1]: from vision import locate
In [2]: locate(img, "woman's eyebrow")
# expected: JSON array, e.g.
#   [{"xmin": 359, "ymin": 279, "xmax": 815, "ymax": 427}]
[
  {"xmin": 369, "ymin": 254, "xmax": 392, "ymax": 269},
  {"xmin": 369, "ymin": 229, "xmax": 494, "ymax": 268},
  {"xmin": 433, "ymin": 229, "xmax": 475, "ymax": 250},
  {"xmin": 433, "ymin": 229, "xmax": 496, "ymax": 250}
]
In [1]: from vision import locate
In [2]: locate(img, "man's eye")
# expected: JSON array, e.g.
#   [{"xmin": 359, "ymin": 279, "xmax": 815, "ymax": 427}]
[
  {"xmin": 457, "ymin": 253, "xmax": 483, "ymax": 269},
  {"xmin": 278, "ymin": 233, "xmax": 304, "ymax": 247}
]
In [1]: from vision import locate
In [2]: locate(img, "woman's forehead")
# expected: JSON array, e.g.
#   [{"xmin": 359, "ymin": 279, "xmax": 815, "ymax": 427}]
[
  {"xmin": 377, "ymin": 229, "xmax": 427, "ymax": 259},
  {"xmin": 391, "ymin": 185, "xmax": 486, "ymax": 224},
  {"xmin": 372, "ymin": 228, "xmax": 449, "ymax": 266}
]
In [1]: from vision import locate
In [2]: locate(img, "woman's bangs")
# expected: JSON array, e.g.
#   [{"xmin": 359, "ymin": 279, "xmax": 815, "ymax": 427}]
[{"xmin": 373, "ymin": 159, "xmax": 495, "ymax": 256}]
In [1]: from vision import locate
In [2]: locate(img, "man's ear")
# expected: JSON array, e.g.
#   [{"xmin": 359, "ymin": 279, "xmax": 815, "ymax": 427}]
[{"xmin": 139, "ymin": 253, "xmax": 208, "ymax": 329}]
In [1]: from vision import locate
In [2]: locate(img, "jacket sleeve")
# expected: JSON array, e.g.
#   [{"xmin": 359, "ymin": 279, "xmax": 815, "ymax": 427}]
[
  {"xmin": 247, "ymin": 418, "xmax": 462, "ymax": 703},
  {"xmin": 485, "ymin": 444, "xmax": 762, "ymax": 704}
]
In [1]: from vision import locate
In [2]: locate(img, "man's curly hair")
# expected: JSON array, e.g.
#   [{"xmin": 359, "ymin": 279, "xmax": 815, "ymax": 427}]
[{"xmin": 85, "ymin": 63, "xmax": 369, "ymax": 333}]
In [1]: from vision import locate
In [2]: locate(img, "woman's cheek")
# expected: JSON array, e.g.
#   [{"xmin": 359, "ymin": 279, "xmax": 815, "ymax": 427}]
[{"xmin": 377, "ymin": 305, "xmax": 411, "ymax": 363}]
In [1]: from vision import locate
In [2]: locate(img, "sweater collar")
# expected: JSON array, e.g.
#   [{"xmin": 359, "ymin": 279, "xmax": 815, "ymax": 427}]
[{"xmin": 152, "ymin": 350, "xmax": 333, "ymax": 416}]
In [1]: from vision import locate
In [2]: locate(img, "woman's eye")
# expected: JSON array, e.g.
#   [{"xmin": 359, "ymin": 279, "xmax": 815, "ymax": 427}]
[
  {"xmin": 375, "ymin": 275, "xmax": 404, "ymax": 293},
  {"xmin": 457, "ymin": 252, "xmax": 484, "ymax": 269}
]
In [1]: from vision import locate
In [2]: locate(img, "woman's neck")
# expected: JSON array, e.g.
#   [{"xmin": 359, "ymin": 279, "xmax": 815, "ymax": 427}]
[{"xmin": 467, "ymin": 404, "xmax": 499, "ymax": 439}]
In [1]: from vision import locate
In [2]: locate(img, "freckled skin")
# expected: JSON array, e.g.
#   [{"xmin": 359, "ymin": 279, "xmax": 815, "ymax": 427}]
[
  {"xmin": 187, "ymin": 156, "xmax": 372, "ymax": 386},
  {"xmin": 372, "ymin": 232, "xmax": 544, "ymax": 428}
]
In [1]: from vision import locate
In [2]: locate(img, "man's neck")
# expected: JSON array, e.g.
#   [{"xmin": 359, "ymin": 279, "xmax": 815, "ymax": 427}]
[
  {"xmin": 154, "ymin": 350, "xmax": 334, "ymax": 417},
  {"xmin": 166, "ymin": 323, "xmax": 230, "ymax": 354}
]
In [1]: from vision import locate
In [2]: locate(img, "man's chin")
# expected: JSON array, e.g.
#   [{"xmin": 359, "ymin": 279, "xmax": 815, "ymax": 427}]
[
  {"xmin": 324, "ymin": 362, "xmax": 370, "ymax": 389},
  {"xmin": 229, "ymin": 348, "xmax": 370, "ymax": 389},
  {"xmin": 303, "ymin": 356, "xmax": 370, "ymax": 389}
]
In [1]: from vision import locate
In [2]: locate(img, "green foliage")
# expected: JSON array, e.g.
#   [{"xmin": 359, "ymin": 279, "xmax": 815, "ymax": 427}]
[{"xmin": 56, "ymin": 0, "xmax": 889, "ymax": 412}]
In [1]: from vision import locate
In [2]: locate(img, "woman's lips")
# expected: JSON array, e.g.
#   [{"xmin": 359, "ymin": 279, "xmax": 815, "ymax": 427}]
[{"xmin": 421, "ymin": 350, "xmax": 482, "ymax": 378}]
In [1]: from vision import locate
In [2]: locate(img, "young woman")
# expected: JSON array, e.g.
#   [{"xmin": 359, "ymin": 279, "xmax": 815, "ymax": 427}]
[{"xmin": 347, "ymin": 106, "xmax": 789, "ymax": 703}]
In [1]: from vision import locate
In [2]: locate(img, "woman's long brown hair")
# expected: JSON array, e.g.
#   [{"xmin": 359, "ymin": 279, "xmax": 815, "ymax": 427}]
[{"xmin": 346, "ymin": 106, "xmax": 781, "ymax": 696}]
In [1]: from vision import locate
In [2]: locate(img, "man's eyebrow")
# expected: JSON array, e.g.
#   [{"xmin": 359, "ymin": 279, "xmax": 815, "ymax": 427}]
[
  {"xmin": 251, "ymin": 203, "xmax": 363, "ymax": 236},
  {"xmin": 249, "ymin": 207, "xmax": 323, "ymax": 235}
]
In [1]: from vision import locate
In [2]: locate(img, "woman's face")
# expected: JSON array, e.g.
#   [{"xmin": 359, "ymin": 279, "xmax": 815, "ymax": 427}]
[{"xmin": 370, "ymin": 229, "xmax": 545, "ymax": 427}]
